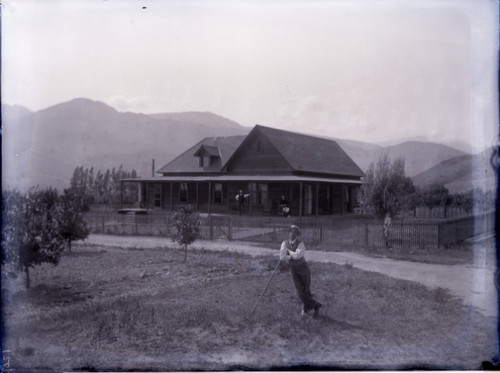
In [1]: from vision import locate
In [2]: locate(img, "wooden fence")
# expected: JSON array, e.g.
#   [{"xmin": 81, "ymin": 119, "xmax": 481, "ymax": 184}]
[
  {"xmin": 84, "ymin": 211, "xmax": 495, "ymax": 250},
  {"xmin": 436, "ymin": 211, "xmax": 495, "ymax": 248}
]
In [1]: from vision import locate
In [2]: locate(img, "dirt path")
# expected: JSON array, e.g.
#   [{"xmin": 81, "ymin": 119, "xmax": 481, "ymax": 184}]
[{"xmin": 79, "ymin": 234, "xmax": 498, "ymax": 318}]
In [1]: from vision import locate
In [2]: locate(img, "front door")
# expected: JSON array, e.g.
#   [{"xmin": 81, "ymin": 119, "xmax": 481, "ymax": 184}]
[{"xmin": 304, "ymin": 184, "xmax": 313, "ymax": 215}]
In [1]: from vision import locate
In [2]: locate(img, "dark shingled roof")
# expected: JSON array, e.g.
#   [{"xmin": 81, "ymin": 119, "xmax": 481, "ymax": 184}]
[
  {"xmin": 156, "ymin": 135, "xmax": 246, "ymax": 174},
  {"xmin": 253, "ymin": 125, "xmax": 365, "ymax": 177},
  {"xmin": 157, "ymin": 125, "xmax": 364, "ymax": 178}
]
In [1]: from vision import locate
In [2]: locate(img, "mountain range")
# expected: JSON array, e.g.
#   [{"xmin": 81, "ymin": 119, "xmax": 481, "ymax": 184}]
[{"xmin": 2, "ymin": 98, "xmax": 496, "ymax": 194}]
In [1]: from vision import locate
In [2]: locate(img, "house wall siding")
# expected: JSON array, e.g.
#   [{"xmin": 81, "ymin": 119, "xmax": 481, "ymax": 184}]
[{"xmin": 227, "ymin": 132, "xmax": 292, "ymax": 174}]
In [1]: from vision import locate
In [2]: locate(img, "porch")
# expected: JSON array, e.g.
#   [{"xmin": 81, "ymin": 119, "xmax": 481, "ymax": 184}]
[{"xmin": 120, "ymin": 175, "xmax": 362, "ymax": 217}]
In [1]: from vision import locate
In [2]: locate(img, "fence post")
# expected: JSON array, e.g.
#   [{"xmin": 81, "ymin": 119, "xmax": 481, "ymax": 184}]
[
  {"xmin": 364, "ymin": 222, "xmax": 369, "ymax": 248},
  {"xmin": 209, "ymin": 215, "xmax": 213, "ymax": 240},
  {"xmin": 228, "ymin": 217, "xmax": 233, "ymax": 240},
  {"xmin": 437, "ymin": 222, "xmax": 441, "ymax": 248},
  {"xmin": 319, "ymin": 219, "xmax": 323, "ymax": 244}
]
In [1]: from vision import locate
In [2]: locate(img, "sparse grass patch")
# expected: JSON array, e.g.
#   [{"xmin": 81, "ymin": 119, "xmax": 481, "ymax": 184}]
[{"xmin": 2, "ymin": 244, "xmax": 496, "ymax": 371}]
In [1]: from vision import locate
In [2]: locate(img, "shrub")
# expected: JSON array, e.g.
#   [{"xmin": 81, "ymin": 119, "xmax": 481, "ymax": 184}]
[
  {"xmin": 57, "ymin": 188, "xmax": 91, "ymax": 252},
  {"xmin": 171, "ymin": 205, "xmax": 200, "ymax": 262}
]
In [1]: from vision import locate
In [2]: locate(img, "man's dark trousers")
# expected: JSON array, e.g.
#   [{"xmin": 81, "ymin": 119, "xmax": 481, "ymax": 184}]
[{"xmin": 290, "ymin": 259, "xmax": 319, "ymax": 312}]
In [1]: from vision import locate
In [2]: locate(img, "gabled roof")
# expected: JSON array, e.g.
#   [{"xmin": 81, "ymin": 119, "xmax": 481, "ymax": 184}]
[
  {"xmin": 156, "ymin": 135, "xmax": 246, "ymax": 174},
  {"xmin": 224, "ymin": 125, "xmax": 365, "ymax": 177},
  {"xmin": 157, "ymin": 125, "xmax": 364, "ymax": 178}
]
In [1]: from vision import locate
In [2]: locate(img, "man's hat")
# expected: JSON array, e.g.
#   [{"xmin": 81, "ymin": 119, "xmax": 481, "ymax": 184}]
[{"xmin": 289, "ymin": 225, "xmax": 301, "ymax": 235}]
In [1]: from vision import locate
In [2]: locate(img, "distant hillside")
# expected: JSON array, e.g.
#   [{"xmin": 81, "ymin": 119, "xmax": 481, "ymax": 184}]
[
  {"xmin": 2, "ymin": 98, "xmax": 250, "ymax": 191},
  {"xmin": 412, "ymin": 147, "xmax": 497, "ymax": 193},
  {"xmin": 2, "ymin": 104, "xmax": 33, "ymax": 119},
  {"xmin": 336, "ymin": 140, "xmax": 466, "ymax": 177},
  {"xmin": 2, "ymin": 97, "xmax": 490, "ymax": 194}
]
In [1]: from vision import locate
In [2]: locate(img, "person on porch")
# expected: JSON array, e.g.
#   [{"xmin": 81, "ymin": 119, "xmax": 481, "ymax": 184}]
[
  {"xmin": 279, "ymin": 195, "xmax": 290, "ymax": 217},
  {"xmin": 279, "ymin": 225, "xmax": 322, "ymax": 316},
  {"xmin": 235, "ymin": 190, "xmax": 250, "ymax": 216}
]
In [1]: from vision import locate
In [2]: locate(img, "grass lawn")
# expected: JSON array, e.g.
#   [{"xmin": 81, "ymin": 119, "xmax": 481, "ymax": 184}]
[{"xmin": 2, "ymin": 243, "xmax": 497, "ymax": 371}]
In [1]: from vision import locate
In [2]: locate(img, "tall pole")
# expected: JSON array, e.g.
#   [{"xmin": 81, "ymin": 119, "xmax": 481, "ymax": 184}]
[{"xmin": 249, "ymin": 259, "xmax": 281, "ymax": 319}]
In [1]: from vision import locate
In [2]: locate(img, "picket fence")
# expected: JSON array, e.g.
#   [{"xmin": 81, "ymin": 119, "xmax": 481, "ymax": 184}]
[{"xmin": 84, "ymin": 210, "xmax": 495, "ymax": 250}]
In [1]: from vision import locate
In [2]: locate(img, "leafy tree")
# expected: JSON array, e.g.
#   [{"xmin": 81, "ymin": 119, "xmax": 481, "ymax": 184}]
[
  {"xmin": 171, "ymin": 205, "xmax": 200, "ymax": 262},
  {"xmin": 1, "ymin": 188, "xmax": 65, "ymax": 288},
  {"xmin": 57, "ymin": 188, "xmax": 91, "ymax": 252},
  {"xmin": 358, "ymin": 153, "xmax": 416, "ymax": 218},
  {"xmin": 450, "ymin": 188, "xmax": 495, "ymax": 215},
  {"xmin": 69, "ymin": 166, "xmax": 95, "ymax": 207},
  {"xmin": 69, "ymin": 165, "xmax": 138, "ymax": 207},
  {"xmin": 2, "ymin": 190, "xmax": 24, "ymax": 270},
  {"xmin": 419, "ymin": 183, "xmax": 452, "ymax": 208},
  {"xmin": 452, "ymin": 190, "xmax": 474, "ymax": 214}
]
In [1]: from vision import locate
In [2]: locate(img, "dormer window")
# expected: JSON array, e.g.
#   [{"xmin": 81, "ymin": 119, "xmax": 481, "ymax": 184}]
[
  {"xmin": 199, "ymin": 156, "xmax": 211, "ymax": 168},
  {"xmin": 194, "ymin": 145, "xmax": 220, "ymax": 169}
]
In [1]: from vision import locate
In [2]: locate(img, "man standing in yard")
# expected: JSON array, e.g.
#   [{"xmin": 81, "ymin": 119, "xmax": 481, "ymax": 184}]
[
  {"xmin": 279, "ymin": 225, "xmax": 322, "ymax": 316},
  {"xmin": 383, "ymin": 212, "xmax": 392, "ymax": 248}
]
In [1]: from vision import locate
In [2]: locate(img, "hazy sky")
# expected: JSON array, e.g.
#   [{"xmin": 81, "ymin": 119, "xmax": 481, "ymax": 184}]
[{"xmin": 2, "ymin": 0, "xmax": 498, "ymax": 151}]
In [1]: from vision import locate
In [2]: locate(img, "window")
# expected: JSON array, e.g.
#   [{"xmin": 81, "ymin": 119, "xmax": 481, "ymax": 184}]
[
  {"xmin": 248, "ymin": 183, "xmax": 268, "ymax": 205},
  {"xmin": 214, "ymin": 183, "xmax": 223, "ymax": 204},
  {"xmin": 248, "ymin": 183, "xmax": 257, "ymax": 204},
  {"xmin": 305, "ymin": 184, "xmax": 313, "ymax": 215},
  {"xmin": 180, "ymin": 182, "xmax": 188, "ymax": 202},
  {"xmin": 154, "ymin": 184, "xmax": 162, "ymax": 208},
  {"xmin": 198, "ymin": 155, "xmax": 211, "ymax": 168},
  {"xmin": 258, "ymin": 183, "xmax": 268, "ymax": 205}
]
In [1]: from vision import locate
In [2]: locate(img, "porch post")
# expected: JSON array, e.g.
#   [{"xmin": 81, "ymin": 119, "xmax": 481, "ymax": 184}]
[
  {"xmin": 208, "ymin": 182, "xmax": 212, "ymax": 215},
  {"xmin": 170, "ymin": 182, "xmax": 173, "ymax": 211},
  {"xmin": 315, "ymin": 183, "xmax": 319, "ymax": 217},
  {"xmin": 145, "ymin": 182, "xmax": 148, "ymax": 209},
  {"xmin": 299, "ymin": 182, "xmax": 303, "ymax": 217},
  {"xmin": 341, "ymin": 185, "xmax": 346, "ymax": 216}
]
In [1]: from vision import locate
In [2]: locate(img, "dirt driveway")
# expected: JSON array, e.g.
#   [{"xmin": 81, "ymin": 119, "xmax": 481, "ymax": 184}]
[{"xmin": 81, "ymin": 234, "xmax": 498, "ymax": 318}]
